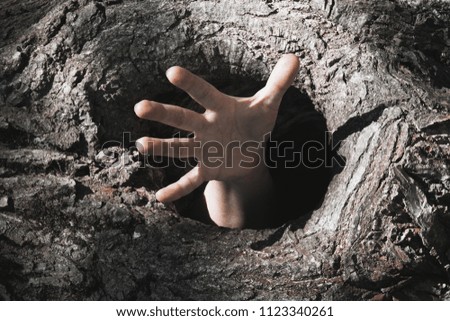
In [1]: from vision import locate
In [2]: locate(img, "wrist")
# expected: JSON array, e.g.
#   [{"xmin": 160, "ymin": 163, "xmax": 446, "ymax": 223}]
[{"xmin": 227, "ymin": 160, "xmax": 270, "ymax": 186}]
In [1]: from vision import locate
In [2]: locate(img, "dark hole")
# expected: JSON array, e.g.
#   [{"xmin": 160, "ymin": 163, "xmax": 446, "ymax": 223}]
[
  {"xmin": 265, "ymin": 87, "xmax": 334, "ymax": 227},
  {"xmin": 150, "ymin": 78, "xmax": 339, "ymax": 228},
  {"xmin": 91, "ymin": 70, "xmax": 342, "ymax": 229}
]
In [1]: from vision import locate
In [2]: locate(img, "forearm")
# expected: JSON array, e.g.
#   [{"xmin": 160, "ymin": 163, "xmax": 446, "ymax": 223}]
[{"xmin": 203, "ymin": 163, "xmax": 274, "ymax": 228}]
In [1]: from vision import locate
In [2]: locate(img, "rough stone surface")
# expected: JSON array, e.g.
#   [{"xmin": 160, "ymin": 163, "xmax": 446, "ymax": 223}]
[{"xmin": 0, "ymin": 0, "xmax": 449, "ymax": 300}]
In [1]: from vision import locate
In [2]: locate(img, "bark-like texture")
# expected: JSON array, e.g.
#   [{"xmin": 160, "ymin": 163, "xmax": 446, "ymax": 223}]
[{"xmin": 1, "ymin": 0, "xmax": 449, "ymax": 300}]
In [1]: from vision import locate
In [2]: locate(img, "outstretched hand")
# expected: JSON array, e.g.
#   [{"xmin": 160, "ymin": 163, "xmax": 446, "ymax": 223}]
[{"xmin": 135, "ymin": 54, "xmax": 300, "ymax": 228}]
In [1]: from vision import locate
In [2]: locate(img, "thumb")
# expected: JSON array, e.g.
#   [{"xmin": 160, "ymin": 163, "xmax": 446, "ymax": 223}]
[{"xmin": 263, "ymin": 54, "xmax": 300, "ymax": 104}]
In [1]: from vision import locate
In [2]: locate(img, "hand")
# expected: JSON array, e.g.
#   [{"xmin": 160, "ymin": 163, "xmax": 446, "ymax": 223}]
[{"xmin": 135, "ymin": 54, "xmax": 300, "ymax": 228}]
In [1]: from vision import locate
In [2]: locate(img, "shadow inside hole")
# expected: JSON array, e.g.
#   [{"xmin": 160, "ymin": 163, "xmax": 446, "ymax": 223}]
[
  {"xmin": 158, "ymin": 79, "xmax": 345, "ymax": 229},
  {"xmin": 265, "ymin": 87, "xmax": 342, "ymax": 227}
]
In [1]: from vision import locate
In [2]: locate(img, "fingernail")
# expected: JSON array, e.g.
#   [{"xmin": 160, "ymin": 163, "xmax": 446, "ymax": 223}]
[
  {"xmin": 165, "ymin": 67, "xmax": 172, "ymax": 78},
  {"xmin": 155, "ymin": 190, "xmax": 164, "ymax": 202},
  {"xmin": 135, "ymin": 138, "xmax": 145, "ymax": 154}
]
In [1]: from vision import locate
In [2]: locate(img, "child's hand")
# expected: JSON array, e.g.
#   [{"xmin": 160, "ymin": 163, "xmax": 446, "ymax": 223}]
[{"xmin": 135, "ymin": 54, "xmax": 299, "ymax": 227}]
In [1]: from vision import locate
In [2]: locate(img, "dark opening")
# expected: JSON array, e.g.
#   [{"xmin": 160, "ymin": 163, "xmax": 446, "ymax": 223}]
[
  {"xmin": 265, "ymin": 87, "xmax": 335, "ymax": 227},
  {"xmin": 147, "ymin": 78, "xmax": 337, "ymax": 228},
  {"xmin": 89, "ymin": 68, "xmax": 340, "ymax": 228}
]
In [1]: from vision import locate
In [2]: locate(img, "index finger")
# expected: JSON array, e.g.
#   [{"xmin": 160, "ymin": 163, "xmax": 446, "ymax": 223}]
[{"xmin": 165, "ymin": 66, "xmax": 226, "ymax": 111}]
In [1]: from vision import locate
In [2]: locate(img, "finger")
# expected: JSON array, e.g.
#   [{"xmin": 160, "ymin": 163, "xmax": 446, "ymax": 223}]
[
  {"xmin": 262, "ymin": 54, "xmax": 300, "ymax": 103},
  {"xmin": 165, "ymin": 66, "xmax": 226, "ymax": 110},
  {"xmin": 136, "ymin": 137, "xmax": 199, "ymax": 158},
  {"xmin": 156, "ymin": 166, "xmax": 204, "ymax": 202},
  {"xmin": 134, "ymin": 100, "xmax": 205, "ymax": 132}
]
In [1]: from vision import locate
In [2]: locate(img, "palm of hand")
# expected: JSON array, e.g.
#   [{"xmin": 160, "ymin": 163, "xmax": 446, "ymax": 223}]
[{"xmin": 135, "ymin": 54, "xmax": 299, "ymax": 203}]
